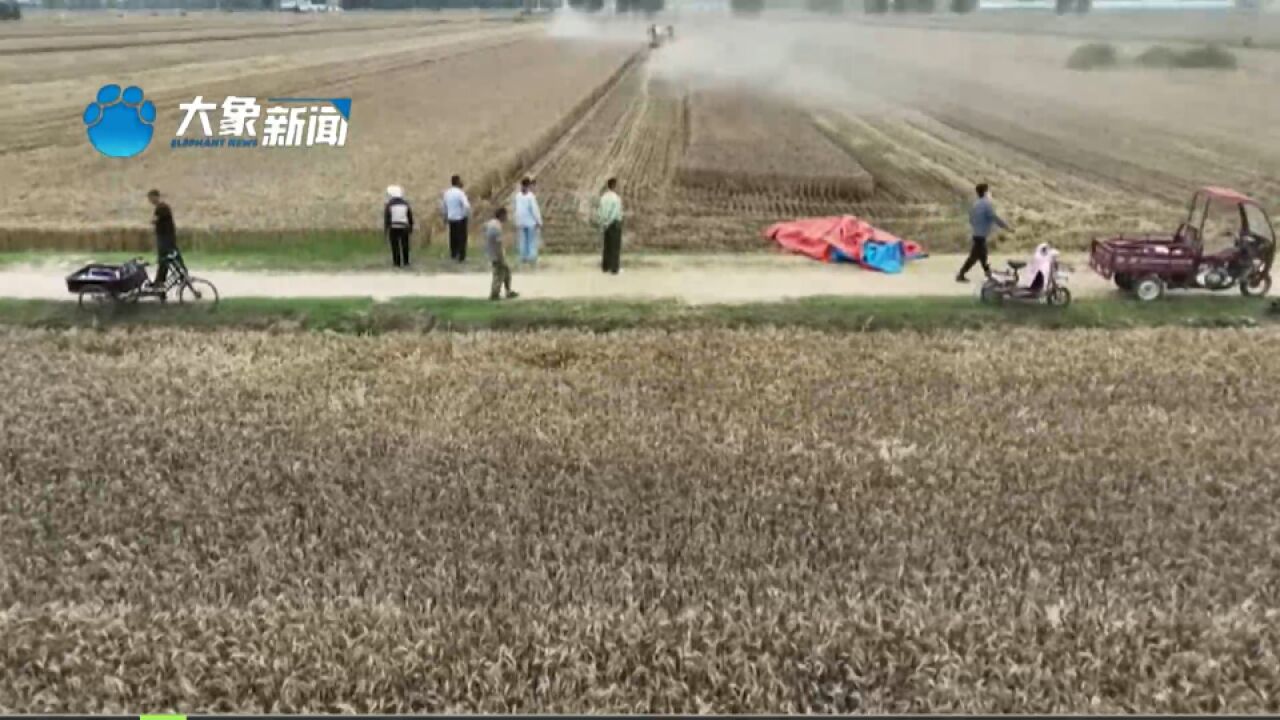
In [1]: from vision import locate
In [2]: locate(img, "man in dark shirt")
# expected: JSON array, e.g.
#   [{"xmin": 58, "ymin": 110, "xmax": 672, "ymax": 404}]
[
  {"xmin": 957, "ymin": 182, "xmax": 1013, "ymax": 283},
  {"xmin": 147, "ymin": 189, "xmax": 180, "ymax": 289}
]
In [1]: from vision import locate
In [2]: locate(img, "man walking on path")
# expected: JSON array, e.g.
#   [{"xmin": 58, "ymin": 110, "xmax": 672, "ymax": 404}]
[
  {"xmin": 596, "ymin": 177, "xmax": 623, "ymax": 275},
  {"xmin": 146, "ymin": 189, "xmax": 180, "ymax": 290},
  {"xmin": 441, "ymin": 175, "xmax": 471, "ymax": 263},
  {"xmin": 957, "ymin": 182, "xmax": 1014, "ymax": 283},
  {"xmin": 384, "ymin": 185, "xmax": 414, "ymax": 268},
  {"xmin": 485, "ymin": 207, "xmax": 518, "ymax": 301},
  {"xmin": 513, "ymin": 176, "xmax": 543, "ymax": 267}
]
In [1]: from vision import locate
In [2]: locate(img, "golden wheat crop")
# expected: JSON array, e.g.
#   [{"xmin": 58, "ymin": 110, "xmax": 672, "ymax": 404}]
[
  {"xmin": 0, "ymin": 22, "xmax": 635, "ymax": 246},
  {"xmin": 678, "ymin": 89, "xmax": 873, "ymax": 200},
  {"xmin": 2, "ymin": 326, "xmax": 1280, "ymax": 712}
]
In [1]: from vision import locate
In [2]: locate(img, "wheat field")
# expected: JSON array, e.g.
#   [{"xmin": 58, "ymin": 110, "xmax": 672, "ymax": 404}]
[
  {"xmin": 0, "ymin": 14, "xmax": 635, "ymax": 244},
  {"xmin": 3, "ymin": 326, "xmax": 1279, "ymax": 712}
]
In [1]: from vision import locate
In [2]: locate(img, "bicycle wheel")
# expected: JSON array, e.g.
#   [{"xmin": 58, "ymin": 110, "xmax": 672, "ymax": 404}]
[
  {"xmin": 78, "ymin": 286, "xmax": 115, "ymax": 313},
  {"xmin": 178, "ymin": 277, "xmax": 220, "ymax": 310}
]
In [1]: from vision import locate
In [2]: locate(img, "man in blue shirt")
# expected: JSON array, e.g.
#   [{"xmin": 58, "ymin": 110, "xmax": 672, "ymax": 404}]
[{"xmin": 957, "ymin": 182, "xmax": 1014, "ymax": 282}]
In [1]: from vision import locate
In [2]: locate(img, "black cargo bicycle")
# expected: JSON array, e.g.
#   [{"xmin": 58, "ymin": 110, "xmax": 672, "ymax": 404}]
[{"xmin": 67, "ymin": 253, "xmax": 219, "ymax": 312}]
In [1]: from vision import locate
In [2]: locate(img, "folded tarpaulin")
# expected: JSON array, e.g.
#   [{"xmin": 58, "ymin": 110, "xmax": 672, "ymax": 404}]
[{"xmin": 764, "ymin": 215, "xmax": 926, "ymax": 273}]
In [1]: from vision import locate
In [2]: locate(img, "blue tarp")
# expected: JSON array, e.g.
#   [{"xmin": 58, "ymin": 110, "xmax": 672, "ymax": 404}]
[{"xmin": 861, "ymin": 241, "xmax": 906, "ymax": 274}]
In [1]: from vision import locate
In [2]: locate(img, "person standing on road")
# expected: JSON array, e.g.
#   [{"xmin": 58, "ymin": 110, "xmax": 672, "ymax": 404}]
[
  {"xmin": 513, "ymin": 176, "xmax": 543, "ymax": 267},
  {"xmin": 441, "ymin": 175, "xmax": 471, "ymax": 263},
  {"xmin": 957, "ymin": 182, "xmax": 1013, "ymax": 283},
  {"xmin": 146, "ymin": 189, "xmax": 180, "ymax": 289},
  {"xmin": 384, "ymin": 185, "xmax": 414, "ymax": 268},
  {"xmin": 596, "ymin": 177, "xmax": 623, "ymax": 275},
  {"xmin": 485, "ymin": 207, "xmax": 519, "ymax": 301}
]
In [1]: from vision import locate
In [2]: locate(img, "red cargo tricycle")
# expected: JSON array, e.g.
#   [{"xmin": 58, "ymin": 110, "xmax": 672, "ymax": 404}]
[{"xmin": 1089, "ymin": 187, "xmax": 1275, "ymax": 302}]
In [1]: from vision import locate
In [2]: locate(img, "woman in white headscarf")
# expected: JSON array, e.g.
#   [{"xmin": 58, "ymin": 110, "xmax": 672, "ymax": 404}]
[
  {"xmin": 1026, "ymin": 242, "xmax": 1058, "ymax": 294},
  {"xmin": 384, "ymin": 185, "xmax": 414, "ymax": 268}
]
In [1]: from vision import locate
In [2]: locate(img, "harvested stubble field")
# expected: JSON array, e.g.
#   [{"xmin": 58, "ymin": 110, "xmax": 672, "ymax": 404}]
[
  {"xmin": 813, "ymin": 20, "xmax": 1280, "ymax": 250},
  {"xmin": 581, "ymin": 17, "xmax": 1280, "ymax": 253},
  {"xmin": 4, "ymin": 326, "xmax": 1280, "ymax": 712},
  {"xmin": 0, "ymin": 12, "xmax": 635, "ymax": 248},
  {"xmin": 859, "ymin": 9, "xmax": 1280, "ymax": 51},
  {"xmin": 499, "ymin": 15, "xmax": 1280, "ymax": 255}
]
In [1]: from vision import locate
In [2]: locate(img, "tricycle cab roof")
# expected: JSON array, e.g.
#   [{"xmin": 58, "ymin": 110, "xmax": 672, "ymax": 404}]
[
  {"xmin": 1184, "ymin": 186, "xmax": 1276, "ymax": 245},
  {"xmin": 1197, "ymin": 186, "xmax": 1261, "ymax": 207}
]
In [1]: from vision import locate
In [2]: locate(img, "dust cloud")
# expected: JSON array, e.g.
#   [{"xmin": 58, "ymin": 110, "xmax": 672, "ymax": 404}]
[
  {"xmin": 547, "ymin": 10, "xmax": 898, "ymax": 111},
  {"xmin": 546, "ymin": 8, "xmax": 655, "ymax": 42},
  {"xmin": 546, "ymin": 7, "xmax": 1280, "ymax": 117}
]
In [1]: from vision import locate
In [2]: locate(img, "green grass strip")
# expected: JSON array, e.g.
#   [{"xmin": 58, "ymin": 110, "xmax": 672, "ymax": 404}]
[{"xmin": 0, "ymin": 295, "xmax": 1273, "ymax": 335}]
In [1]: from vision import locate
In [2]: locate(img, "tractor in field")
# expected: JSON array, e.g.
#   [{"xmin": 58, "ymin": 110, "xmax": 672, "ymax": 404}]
[{"xmin": 1089, "ymin": 187, "xmax": 1275, "ymax": 301}]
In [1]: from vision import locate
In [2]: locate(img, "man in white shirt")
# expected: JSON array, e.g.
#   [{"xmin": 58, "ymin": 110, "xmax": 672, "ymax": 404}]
[
  {"xmin": 440, "ymin": 174, "xmax": 471, "ymax": 263},
  {"xmin": 513, "ymin": 176, "xmax": 543, "ymax": 267}
]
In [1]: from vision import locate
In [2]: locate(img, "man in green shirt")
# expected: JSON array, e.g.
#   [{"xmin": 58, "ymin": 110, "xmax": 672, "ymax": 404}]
[{"xmin": 596, "ymin": 177, "xmax": 623, "ymax": 274}]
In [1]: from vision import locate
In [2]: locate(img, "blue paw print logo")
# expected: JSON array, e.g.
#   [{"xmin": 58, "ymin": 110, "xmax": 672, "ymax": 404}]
[{"xmin": 83, "ymin": 84, "xmax": 156, "ymax": 158}]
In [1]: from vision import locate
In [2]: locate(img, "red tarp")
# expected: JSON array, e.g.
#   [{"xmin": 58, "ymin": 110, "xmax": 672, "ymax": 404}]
[{"xmin": 763, "ymin": 215, "xmax": 926, "ymax": 270}]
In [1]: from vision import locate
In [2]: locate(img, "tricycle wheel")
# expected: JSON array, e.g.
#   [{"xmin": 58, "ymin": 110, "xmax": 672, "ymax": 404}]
[
  {"xmin": 77, "ymin": 286, "xmax": 115, "ymax": 313},
  {"xmin": 1240, "ymin": 272, "xmax": 1271, "ymax": 297},
  {"xmin": 1048, "ymin": 286, "xmax": 1072, "ymax": 307},
  {"xmin": 1133, "ymin": 276, "xmax": 1165, "ymax": 302},
  {"xmin": 1114, "ymin": 273, "xmax": 1134, "ymax": 291},
  {"xmin": 979, "ymin": 280, "xmax": 1003, "ymax": 305},
  {"xmin": 178, "ymin": 277, "xmax": 220, "ymax": 310}
]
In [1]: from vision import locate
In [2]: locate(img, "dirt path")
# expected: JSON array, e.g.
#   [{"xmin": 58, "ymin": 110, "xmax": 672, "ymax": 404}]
[{"xmin": 0, "ymin": 253, "xmax": 1114, "ymax": 304}]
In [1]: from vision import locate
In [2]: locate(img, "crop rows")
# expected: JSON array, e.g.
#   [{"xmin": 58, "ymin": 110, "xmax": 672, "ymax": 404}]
[
  {"xmin": 677, "ymin": 89, "xmax": 874, "ymax": 200},
  {"xmin": 3, "ymin": 326, "xmax": 1280, "ymax": 712},
  {"xmin": 522, "ymin": 72, "xmax": 876, "ymax": 253},
  {"xmin": 516, "ymin": 60, "xmax": 684, "ymax": 250}
]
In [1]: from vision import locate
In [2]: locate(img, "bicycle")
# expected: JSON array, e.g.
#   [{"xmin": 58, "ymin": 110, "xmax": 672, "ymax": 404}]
[{"xmin": 68, "ymin": 252, "xmax": 220, "ymax": 312}]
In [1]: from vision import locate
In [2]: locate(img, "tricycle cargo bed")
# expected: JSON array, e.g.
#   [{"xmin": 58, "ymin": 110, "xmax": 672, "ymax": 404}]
[
  {"xmin": 66, "ymin": 262, "xmax": 147, "ymax": 294},
  {"xmin": 1089, "ymin": 236, "xmax": 1197, "ymax": 279}
]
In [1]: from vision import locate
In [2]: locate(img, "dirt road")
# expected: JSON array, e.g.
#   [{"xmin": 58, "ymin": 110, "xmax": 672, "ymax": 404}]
[{"xmin": 0, "ymin": 253, "xmax": 1113, "ymax": 304}]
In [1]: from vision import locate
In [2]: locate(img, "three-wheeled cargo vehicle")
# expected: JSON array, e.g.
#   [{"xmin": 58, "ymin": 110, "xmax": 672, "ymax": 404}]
[
  {"xmin": 66, "ymin": 255, "xmax": 219, "ymax": 312},
  {"xmin": 1089, "ymin": 187, "xmax": 1275, "ymax": 301}
]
